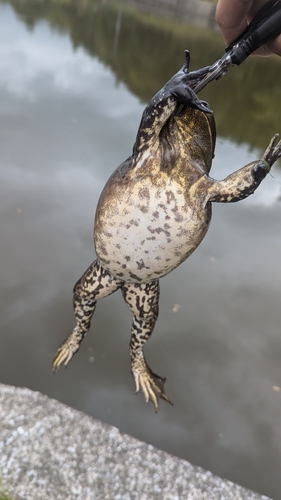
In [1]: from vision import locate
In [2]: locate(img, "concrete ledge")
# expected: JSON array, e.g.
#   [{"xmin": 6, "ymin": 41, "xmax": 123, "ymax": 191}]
[{"xmin": 0, "ymin": 384, "xmax": 271, "ymax": 500}]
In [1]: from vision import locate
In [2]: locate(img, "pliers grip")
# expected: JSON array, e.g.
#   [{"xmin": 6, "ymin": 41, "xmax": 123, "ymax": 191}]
[
  {"xmin": 226, "ymin": 0, "xmax": 281, "ymax": 65},
  {"xmin": 194, "ymin": 0, "xmax": 281, "ymax": 93}
]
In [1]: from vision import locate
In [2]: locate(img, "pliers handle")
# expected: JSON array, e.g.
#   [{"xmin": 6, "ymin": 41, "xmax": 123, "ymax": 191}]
[{"xmin": 194, "ymin": 0, "xmax": 281, "ymax": 93}]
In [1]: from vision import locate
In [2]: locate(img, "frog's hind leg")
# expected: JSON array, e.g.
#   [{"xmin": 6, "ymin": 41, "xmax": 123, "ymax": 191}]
[
  {"xmin": 53, "ymin": 260, "xmax": 123, "ymax": 371},
  {"xmin": 121, "ymin": 280, "xmax": 173, "ymax": 411}
]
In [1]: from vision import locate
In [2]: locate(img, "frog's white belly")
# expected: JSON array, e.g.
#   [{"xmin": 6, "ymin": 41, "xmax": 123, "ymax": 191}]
[{"xmin": 94, "ymin": 179, "xmax": 210, "ymax": 283}]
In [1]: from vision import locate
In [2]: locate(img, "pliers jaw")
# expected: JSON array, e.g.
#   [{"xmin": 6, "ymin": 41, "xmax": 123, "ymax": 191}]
[
  {"xmin": 191, "ymin": 0, "xmax": 281, "ymax": 95},
  {"xmin": 192, "ymin": 53, "xmax": 233, "ymax": 94}
]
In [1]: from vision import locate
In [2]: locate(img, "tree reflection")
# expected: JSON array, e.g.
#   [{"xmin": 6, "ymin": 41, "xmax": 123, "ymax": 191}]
[{"xmin": 2, "ymin": 0, "xmax": 281, "ymax": 149}]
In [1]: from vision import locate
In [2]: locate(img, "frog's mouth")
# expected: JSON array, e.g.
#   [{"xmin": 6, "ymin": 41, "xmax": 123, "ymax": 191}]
[
  {"xmin": 172, "ymin": 85, "xmax": 213, "ymax": 116},
  {"xmin": 173, "ymin": 94, "xmax": 212, "ymax": 116}
]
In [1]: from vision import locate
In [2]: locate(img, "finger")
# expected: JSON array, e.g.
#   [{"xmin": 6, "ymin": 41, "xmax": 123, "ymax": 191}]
[
  {"xmin": 216, "ymin": 0, "xmax": 252, "ymax": 45},
  {"xmin": 247, "ymin": 0, "xmax": 281, "ymax": 55},
  {"xmin": 266, "ymin": 34, "xmax": 281, "ymax": 56},
  {"xmin": 216, "ymin": 0, "xmax": 281, "ymax": 57}
]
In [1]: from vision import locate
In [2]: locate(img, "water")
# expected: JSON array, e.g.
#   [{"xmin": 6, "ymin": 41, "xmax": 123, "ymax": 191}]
[{"xmin": 1, "ymin": 0, "xmax": 281, "ymax": 498}]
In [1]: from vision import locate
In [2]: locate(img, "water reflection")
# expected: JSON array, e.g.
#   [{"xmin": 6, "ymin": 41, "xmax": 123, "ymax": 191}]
[
  {"xmin": 1, "ymin": 1, "xmax": 281, "ymax": 499},
  {"xmin": 3, "ymin": 0, "xmax": 281, "ymax": 146}
]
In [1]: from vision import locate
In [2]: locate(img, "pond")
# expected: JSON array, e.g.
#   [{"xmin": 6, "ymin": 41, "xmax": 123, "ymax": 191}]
[{"xmin": 1, "ymin": 0, "xmax": 281, "ymax": 498}]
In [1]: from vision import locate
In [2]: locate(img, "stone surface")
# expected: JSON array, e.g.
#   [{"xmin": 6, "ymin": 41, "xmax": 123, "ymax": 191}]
[{"xmin": 0, "ymin": 384, "xmax": 271, "ymax": 500}]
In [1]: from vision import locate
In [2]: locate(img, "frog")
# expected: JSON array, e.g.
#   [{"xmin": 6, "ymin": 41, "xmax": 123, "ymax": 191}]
[{"xmin": 53, "ymin": 51, "xmax": 281, "ymax": 411}]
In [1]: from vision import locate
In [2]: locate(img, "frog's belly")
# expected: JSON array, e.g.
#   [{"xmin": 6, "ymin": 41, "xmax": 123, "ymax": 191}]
[{"xmin": 94, "ymin": 182, "xmax": 211, "ymax": 283}]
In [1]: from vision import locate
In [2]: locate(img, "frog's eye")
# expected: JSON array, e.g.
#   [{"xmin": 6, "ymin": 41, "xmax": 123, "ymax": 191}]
[{"xmin": 200, "ymin": 100, "xmax": 211, "ymax": 111}]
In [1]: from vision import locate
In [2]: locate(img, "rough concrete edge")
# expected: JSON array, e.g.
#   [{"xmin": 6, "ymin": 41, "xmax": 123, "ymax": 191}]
[{"xmin": 0, "ymin": 384, "xmax": 272, "ymax": 500}]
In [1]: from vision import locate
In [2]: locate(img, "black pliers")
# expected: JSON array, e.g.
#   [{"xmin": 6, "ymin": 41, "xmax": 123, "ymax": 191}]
[{"xmin": 194, "ymin": 0, "xmax": 281, "ymax": 94}]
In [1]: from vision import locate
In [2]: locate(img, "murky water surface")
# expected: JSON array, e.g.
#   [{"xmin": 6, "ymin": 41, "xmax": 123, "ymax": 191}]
[{"xmin": 1, "ymin": 1, "xmax": 281, "ymax": 498}]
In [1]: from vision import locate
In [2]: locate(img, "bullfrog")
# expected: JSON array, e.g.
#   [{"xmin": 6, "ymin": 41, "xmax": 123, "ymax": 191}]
[{"xmin": 53, "ymin": 52, "xmax": 281, "ymax": 411}]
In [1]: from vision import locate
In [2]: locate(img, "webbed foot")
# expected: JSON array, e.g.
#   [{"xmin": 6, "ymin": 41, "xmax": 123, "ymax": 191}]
[
  {"xmin": 52, "ymin": 327, "xmax": 82, "ymax": 371},
  {"xmin": 132, "ymin": 355, "xmax": 173, "ymax": 412},
  {"xmin": 263, "ymin": 134, "xmax": 281, "ymax": 167}
]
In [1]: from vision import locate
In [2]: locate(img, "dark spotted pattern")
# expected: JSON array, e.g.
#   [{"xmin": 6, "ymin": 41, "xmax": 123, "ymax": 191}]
[
  {"xmin": 206, "ymin": 159, "xmax": 274, "ymax": 204},
  {"xmin": 53, "ymin": 260, "xmax": 123, "ymax": 370},
  {"xmin": 53, "ymin": 53, "xmax": 281, "ymax": 411},
  {"xmin": 121, "ymin": 280, "xmax": 172, "ymax": 410}
]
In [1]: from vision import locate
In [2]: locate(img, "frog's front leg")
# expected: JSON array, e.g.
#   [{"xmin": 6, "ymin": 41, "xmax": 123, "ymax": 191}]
[
  {"xmin": 121, "ymin": 280, "xmax": 173, "ymax": 412},
  {"xmin": 53, "ymin": 260, "xmax": 123, "ymax": 371},
  {"xmin": 206, "ymin": 134, "xmax": 281, "ymax": 203}
]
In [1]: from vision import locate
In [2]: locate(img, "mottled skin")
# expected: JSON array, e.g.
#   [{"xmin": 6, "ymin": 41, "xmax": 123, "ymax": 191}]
[{"xmin": 53, "ymin": 52, "xmax": 281, "ymax": 411}]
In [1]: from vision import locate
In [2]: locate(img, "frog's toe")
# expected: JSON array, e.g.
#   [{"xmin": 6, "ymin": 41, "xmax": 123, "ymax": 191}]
[
  {"xmin": 52, "ymin": 335, "xmax": 80, "ymax": 371},
  {"xmin": 132, "ymin": 359, "xmax": 173, "ymax": 412},
  {"xmin": 263, "ymin": 133, "xmax": 281, "ymax": 166}
]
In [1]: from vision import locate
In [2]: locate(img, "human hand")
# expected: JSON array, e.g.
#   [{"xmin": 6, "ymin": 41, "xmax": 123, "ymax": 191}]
[{"xmin": 216, "ymin": 0, "xmax": 281, "ymax": 56}]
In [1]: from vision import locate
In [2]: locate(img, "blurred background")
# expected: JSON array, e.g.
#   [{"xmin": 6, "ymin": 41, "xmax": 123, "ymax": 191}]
[{"xmin": 1, "ymin": 0, "xmax": 281, "ymax": 497}]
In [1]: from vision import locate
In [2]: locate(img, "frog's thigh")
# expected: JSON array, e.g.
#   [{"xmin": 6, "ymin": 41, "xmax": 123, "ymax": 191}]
[
  {"xmin": 74, "ymin": 259, "xmax": 122, "ymax": 302},
  {"xmin": 73, "ymin": 259, "xmax": 123, "ymax": 332}
]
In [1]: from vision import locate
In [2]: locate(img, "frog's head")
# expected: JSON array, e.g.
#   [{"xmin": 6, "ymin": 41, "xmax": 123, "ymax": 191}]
[{"xmin": 166, "ymin": 51, "xmax": 213, "ymax": 115}]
